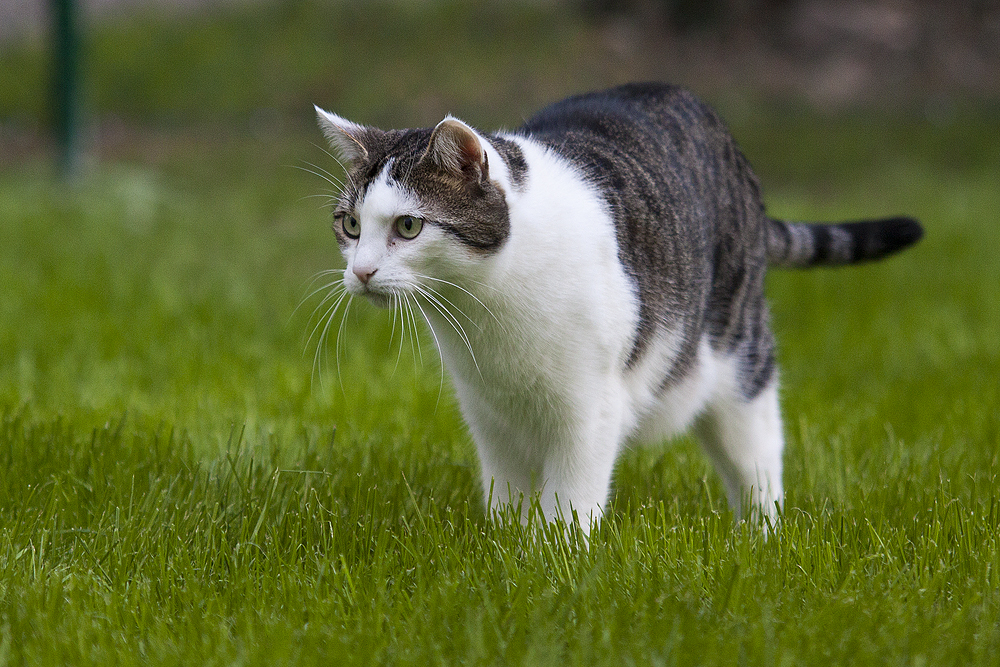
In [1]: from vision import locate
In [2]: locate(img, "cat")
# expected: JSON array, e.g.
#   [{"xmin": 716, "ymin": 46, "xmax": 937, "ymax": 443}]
[{"xmin": 313, "ymin": 82, "xmax": 922, "ymax": 531}]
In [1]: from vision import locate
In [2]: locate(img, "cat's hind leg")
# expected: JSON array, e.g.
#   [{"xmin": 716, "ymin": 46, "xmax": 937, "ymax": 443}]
[{"xmin": 694, "ymin": 372, "xmax": 785, "ymax": 524}]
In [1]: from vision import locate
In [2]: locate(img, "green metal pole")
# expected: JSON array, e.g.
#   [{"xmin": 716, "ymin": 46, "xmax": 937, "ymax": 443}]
[{"xmin": 52, "ymin": 0, "xmax": 80, "ymax": 179}]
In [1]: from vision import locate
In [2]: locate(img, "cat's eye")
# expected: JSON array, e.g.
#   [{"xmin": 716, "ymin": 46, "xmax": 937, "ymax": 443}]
[
  {"xmin": 396, "ymin": 215, "xmax": 424, "ymax": 240},
  {"xmin": 340, "ymin": 213, "xmax": 360, "ymax": 239}
]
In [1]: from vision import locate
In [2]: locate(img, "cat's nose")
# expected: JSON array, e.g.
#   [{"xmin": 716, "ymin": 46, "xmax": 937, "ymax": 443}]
[{"xmin": 354, "ymin": 266, "xmax": 377, "ymax": 284}]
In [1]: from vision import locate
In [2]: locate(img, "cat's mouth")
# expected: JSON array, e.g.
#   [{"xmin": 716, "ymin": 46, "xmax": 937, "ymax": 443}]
[{"xmin": 348, "ymin": 278, "xmax": 396, "ymax": 309}]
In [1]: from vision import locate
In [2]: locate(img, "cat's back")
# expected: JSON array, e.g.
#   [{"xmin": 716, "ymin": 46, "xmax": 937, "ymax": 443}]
[
  {"xmin": 517, "ymin": 83, "xmax": 760, "ymax": 262},
  {"xmin": 518, "ymin": 82, "xmax": 727, "ymax": 175},
  {"xmin": 521, "ymin": 82, "xmax": 702, "ymax": 133},
  {"xmin": 517, "ymin": 83, "xmax": 765, "ymax": 368}
]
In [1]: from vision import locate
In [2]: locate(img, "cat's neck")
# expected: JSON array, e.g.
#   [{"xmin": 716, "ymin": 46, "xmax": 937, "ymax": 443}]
[{"xmin": 419, "ymin": 134, "xmax": 637, "ymax": 389}]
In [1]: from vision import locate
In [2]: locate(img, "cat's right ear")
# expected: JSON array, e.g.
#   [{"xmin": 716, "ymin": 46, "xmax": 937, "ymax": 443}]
[
  {"xmin": 314, "ymin": 106, "xmax": 370, "ymax": 165},
  {"xmin": 421, "ymin": 117, "xmax": 489, "ymax": 184}
]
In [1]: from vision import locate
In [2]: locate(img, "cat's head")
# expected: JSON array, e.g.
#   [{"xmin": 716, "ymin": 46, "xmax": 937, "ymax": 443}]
[{"xmin": 315, "ymin": 107, "xmax": 519, "ymax": 307}]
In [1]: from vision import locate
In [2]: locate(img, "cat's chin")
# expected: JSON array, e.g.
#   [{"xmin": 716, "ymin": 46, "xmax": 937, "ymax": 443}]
[{"xmin": 363, "ymin": 291, "xmax": 393, "ymax": 309}]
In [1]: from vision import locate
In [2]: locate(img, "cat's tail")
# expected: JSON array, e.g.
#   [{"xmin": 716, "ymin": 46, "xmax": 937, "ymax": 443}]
[{"xmin": 766, "ymin": 216, "xmax": 923, "ymax": 268}]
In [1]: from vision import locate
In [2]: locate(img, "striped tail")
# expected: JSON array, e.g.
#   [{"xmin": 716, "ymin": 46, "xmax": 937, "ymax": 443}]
[{"xmin": 766, "ymin": 216, "xmax": 924, "ymax": 268}]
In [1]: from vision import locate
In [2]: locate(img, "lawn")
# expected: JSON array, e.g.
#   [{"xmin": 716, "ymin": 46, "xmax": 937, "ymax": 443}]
[{"xmin": 1, "ymin": 2, "xmax": 999, "ymax": 664}]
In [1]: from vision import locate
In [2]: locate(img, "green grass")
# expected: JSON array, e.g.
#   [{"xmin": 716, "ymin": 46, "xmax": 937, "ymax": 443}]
[{"xmin": 3, "ymin": 2, "xmax": 1000, "ymax": 664}]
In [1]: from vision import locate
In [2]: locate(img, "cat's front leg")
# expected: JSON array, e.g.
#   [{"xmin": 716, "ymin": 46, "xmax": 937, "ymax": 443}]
[
  {"xmin": 476, "ymin": 396, "xmax": 627, "ymax": 534},
  {"xmin": 478, "ymin": 446, "xmax": 619, "ymax": 534},
  {"xmin": 535, "ymin": 431, "xmax": 623, "ymax": 532},
  {"xmin": 476, "ymin": 444, "xmax": 536, "ymax": 520}
]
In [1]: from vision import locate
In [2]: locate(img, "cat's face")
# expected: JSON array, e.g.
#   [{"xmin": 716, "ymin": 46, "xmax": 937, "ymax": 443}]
[{"xmin": 316, "ymin": 109, "xmax": 511, "ymax": 307}]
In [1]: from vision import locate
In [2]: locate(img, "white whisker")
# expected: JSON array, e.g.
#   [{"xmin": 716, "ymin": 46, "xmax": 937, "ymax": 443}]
[
  {"xmin": 420, "ymin": 283, "xmax": 482, "ymax": 331},
  {"xmin": 293, "ymin": 265, "xmax": 353, "ymax": 395},
  {"xmin": 414, "ymin": 285, "xmax": 483, "ymax": 379},
  {"xmin": 402, "ymin": 292, "xmax": 422, "ymax": 369},
  {"xmin": 294, "ymin": 163, "xmax": 346, "ymax": 192},
  {"xmin": 414, "ymin": 273, "xmax": 507, "ymax": 334},
  {"xmin": 310, "ymin": 290, "xmax": 350, "ymax": 391},
  {"xmin": 294, "ymin": 274, "xmax": 345, "ymax": 321},
  {"xmin": 300, "ymin": 159, "xmax": 348, "ymax": 191},
  {"xmin": 310, "ymin": 142, "xmax": 347, "ymax": 174},
  {"xmin": 297, "ymin": 268, "xmax": 344, "ymax": 297},
  {"xmin": 411, "ymin": 295, "xmax": 446, "ymax": 408},
  {"xmin": 388, "ymin": 291, "xmax": 400, "ymax": 350},
  {"xmin": 308, "ymin": 295, "xmax": 337, "ymax": 388},
  {"xmin": 331, "ymin": 294, "xmax": 354, "ymax": 396},
  {"xmin": 297, "ymin": 192, "xmax": 340, "ymax": 209},
  {"xmin": 303, "ymin": 286, "xmax": 349, "ymax": 353},
  {"xmin": 390, "ymin": 292, "xmax": 407, "ymax": 375},
  {"xmin": 310, "ymin": 143, "xmax": 361, "ymax": 192}
]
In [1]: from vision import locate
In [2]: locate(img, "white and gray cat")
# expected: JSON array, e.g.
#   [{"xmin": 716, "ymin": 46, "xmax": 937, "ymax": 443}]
[{"xmin": 313, "ymin": 83, "xmax": 922, "ymax": 530}]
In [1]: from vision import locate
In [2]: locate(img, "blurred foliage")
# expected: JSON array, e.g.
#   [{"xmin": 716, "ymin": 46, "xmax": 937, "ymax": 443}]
[
  {"xmin": 581, "ymin": 0, "xmax": 786, "ymax": 32},
  {"xmin": 2, "ymin": 0, "xmax": 997, "ymax": 136},
  {"xmin": 1, "ymin": 1, "xmax": 607, "ymax": 130},
  {"xmin": 0, "ymin": 0, "xmax": 996, "ymax": 183}
]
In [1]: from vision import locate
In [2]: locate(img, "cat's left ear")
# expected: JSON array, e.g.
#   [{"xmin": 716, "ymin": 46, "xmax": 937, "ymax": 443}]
[
  {"xmin": 421, "ymin": 116, "xmax": 489, "ymax": 184},
  {"xmin": 314, "ymin": 105, "xmax": 371, "ymax": 165}
]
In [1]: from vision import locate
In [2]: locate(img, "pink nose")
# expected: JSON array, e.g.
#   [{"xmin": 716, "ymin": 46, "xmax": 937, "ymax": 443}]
[{"xmin": 353, "ymin": 266, "xmax": 377, "ymax": 284}]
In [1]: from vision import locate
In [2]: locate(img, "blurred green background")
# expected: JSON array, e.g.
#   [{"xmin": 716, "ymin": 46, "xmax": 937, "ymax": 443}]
[{"xmin": 2, "ymin": 0, "xmax": 999, "ymax": 152}]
